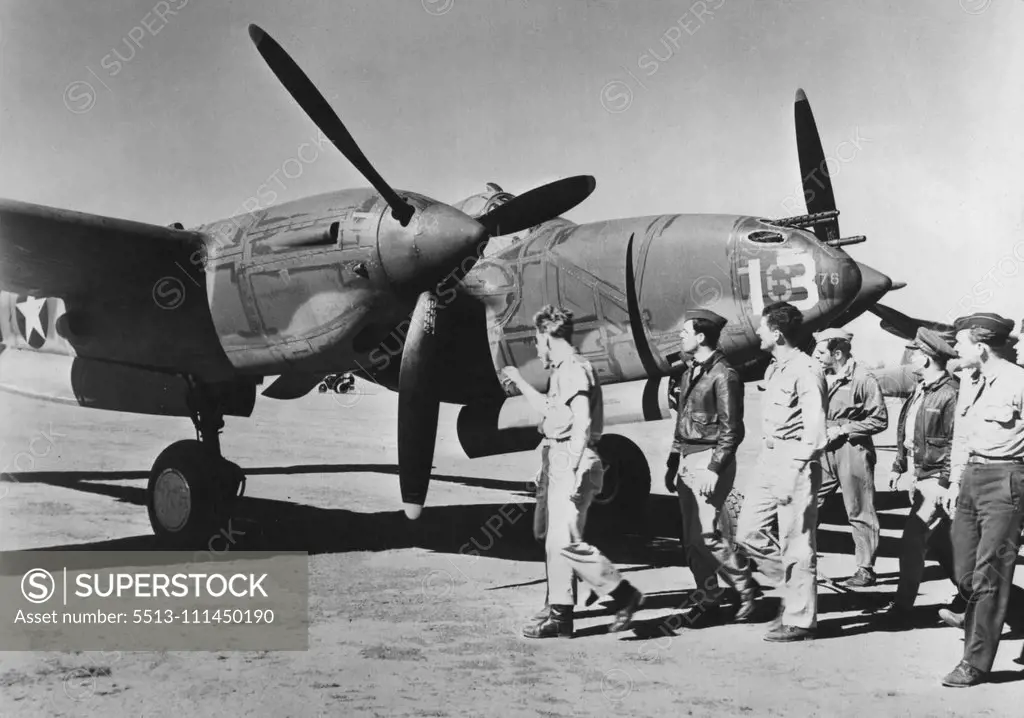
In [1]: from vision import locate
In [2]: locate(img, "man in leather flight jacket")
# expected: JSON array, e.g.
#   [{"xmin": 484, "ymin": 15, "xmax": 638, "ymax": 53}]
[
  {"xmin": 811, "ymin": 328, "xmax": 889, "ymax": 587},
  {"xmin": 665, "ymin": 308, "xmax": 756, "ymax": 625},
  {"xmin": 876, "ymin": 326, "xmax": 963, "ymax": 624}
]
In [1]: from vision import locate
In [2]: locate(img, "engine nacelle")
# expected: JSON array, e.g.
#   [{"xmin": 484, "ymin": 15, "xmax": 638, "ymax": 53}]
[{"xmin": 456, "ymin": 377, "xmax": 671, "ymax": 459}]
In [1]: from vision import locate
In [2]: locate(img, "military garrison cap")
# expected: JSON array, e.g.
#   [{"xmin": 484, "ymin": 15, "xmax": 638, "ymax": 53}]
[
  {"xmin": 683, "ymin": 308, "xmax": 728, "ymax": 329},
  {"xmin": 953, "ymin": 312, "xmax": 1015, "ymax": 343},
  {"xmin": 906, "ymin": 327, "xmax": 957, "ymax": 360},
  {"xmin": 812, "ymin": 327, "xmax": 853, "ymax": 343}
]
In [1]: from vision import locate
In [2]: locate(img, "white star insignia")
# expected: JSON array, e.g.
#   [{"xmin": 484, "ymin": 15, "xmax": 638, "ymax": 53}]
[{"xmin": 16, "ymin": 295, "xmax": 47, "ymax": 343}]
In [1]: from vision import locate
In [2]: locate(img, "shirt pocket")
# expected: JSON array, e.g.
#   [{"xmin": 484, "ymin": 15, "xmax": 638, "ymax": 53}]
[
  {"xmin": 978, "ymin": 398, "xmax": 1019, "ymax": 426},
  {"xmin": 763, "ymin": 384, "xmax": 796, "ymax": 427},
  {"xmin": 768, "ymin": 384, "xmax": 797, "ymax": 409}
]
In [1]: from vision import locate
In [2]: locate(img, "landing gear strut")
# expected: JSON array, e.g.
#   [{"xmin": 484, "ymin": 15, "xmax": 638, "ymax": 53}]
[{"xmin": 145, "ymin": 378, "xmax": 246, "ymax": 548}]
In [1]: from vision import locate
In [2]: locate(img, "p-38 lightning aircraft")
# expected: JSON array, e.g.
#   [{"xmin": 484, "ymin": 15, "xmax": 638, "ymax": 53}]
[{"xmin": 0, "ymin": 25, "xmax": 904, "ymax": 547}]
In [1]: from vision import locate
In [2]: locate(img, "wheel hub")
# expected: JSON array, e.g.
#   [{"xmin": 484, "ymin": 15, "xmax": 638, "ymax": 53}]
[{"xmin": 153, "ymin": 468, "xmax": 191, "ymax": 532}]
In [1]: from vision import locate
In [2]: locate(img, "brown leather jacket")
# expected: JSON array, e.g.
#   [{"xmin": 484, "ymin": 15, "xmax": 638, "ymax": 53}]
[
  {"xmin": 892, "ymin": 372, "xmax": 959, "ymax": 486},
  {"xmin": 670, "ymin": 350, "xmax": 745, "ymax": 473}
]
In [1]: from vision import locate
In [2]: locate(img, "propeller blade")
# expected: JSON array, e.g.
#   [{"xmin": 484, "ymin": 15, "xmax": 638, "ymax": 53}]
[
  {"xmin": 869, "ymin": 303, "xmax": 954, "ymax": 341},
  {"xmin": 248, "ymin": 24, "xmax": 414, "ymax": 225},
  {"xmin": 396, "ymin": 291, "xmax": 441, "ymax": 519},
  {"xmin": 475, "ymin": 175, "xmax": 596, "ymax": 238},
  {"xmin": 794, "ymin": 88, "xmax": 839, "ymax": 243}
]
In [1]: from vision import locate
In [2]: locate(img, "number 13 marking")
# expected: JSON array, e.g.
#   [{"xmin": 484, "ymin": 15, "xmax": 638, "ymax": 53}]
[{"xmin": 743, "ymin": 252, "xmax": 820, "ymax": 316}]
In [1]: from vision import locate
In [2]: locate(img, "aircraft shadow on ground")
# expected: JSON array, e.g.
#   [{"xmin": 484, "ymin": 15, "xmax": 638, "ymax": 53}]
[
  {"xmin": 6, "ymin": 467, "xmax": 1024, "ymax": 641},
  {"xmin": 5, "ymin": 467, "xmax": 661, "ymax": 563},
  {"xmin": 0, "ymin": 464, "xmax": 531, "ymax": 493},
  {"xmin": 6, "ymin": 469, "xmax": 928, "ymax": 562}
]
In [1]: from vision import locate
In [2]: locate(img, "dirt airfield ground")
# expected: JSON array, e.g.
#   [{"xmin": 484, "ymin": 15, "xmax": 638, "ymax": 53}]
[{"xmin": 1, "ymin": 380, "xmax": 1022, "ymax": 717}]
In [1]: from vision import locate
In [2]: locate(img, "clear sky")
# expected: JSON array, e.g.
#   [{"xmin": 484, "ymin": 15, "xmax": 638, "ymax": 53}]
[{"xmin": 1, "ymin": 0, "xmax": 1021, "ymax": 364}]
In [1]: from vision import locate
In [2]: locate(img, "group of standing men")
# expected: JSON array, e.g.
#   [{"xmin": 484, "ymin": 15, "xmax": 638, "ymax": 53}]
[{"xmin": 501, "ymin": 300, "xmax": 1024, "ymax": 689}]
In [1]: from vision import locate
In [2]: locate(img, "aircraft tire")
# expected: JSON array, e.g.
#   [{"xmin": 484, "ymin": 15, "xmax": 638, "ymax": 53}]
[
  {"xmin": 146, "ymin": 440, "xmax": 224, "ymax": 549},
  {"xmin": 590, "ymin": 434, "xmax": 650, "ymax": 531},
  {"xmin": 722, "ymin": 486, "xmax": 744, "ymax": 538}
]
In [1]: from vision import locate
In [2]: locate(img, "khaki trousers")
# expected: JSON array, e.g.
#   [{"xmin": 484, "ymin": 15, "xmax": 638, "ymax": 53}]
[
  {"xmin": 817, "ymin": 439, "xmax": 880, "ymax": 570},
  {"xmin": 736, "ymin": 439, "xmax": 821, "ymax": 629},
  {"xmin": 543, "ymin": 442, "xmax": 624, "ymax": 605}
]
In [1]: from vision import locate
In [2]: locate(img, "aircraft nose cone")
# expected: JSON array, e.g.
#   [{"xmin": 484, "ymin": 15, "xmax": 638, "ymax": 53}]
[
  {"xmin": 827, "ymin": 261, "xmax": 892, "ymax": 327},
  {"xmin": 856, "ymin": 263, "xmax": 894, "ymax": 302},
  {"xmin": 378, "ymin": 203, "xmax": 488, "ymax": 294}
]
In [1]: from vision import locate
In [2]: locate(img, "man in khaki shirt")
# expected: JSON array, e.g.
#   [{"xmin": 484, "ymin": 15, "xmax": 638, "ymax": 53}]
[
  {"xmin": 940, "ymin": 312, "xmax": 1024, "ymax": 688},
  {"xmin": 502, "ymin": 305, "xmax": 644, "ymax": 639},
  {"xmin": 736, "ymin": 301, "xmax": 828, "ymax": 642}
]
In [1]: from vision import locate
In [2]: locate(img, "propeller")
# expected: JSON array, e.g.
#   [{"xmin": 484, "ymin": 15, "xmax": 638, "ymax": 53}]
[
  {"xmin": 794, "ymin": 88, "xmax": 839, "ymax": 243},
  {"xmin": 392, "ymin": 175, "xmax": 595, "ymax": 518},
  {"xmin": 248, "ymin": 24, "xmax": 414, "ymax": 226},
  {"xmin": 247, "ymin": 24, "xmax": 599, "ymax": 519}
]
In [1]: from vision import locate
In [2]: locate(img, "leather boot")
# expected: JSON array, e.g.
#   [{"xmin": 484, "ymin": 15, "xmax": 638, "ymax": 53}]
[
  {"xmin": 607, "ymin": 581, "xmax": 644, "ymax": 633},
  {"xmin": 522, "ymin": 604, "xmax": 573, "ymax": 639},
  {"xmin": 733, "ymin": 578, "xmax": 763, "ymax": 623}
]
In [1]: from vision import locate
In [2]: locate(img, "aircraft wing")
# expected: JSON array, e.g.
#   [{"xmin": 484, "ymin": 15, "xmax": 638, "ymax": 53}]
[{"xmin": 0, "ymin": 198, "xmax": 236, "ymax": 381}]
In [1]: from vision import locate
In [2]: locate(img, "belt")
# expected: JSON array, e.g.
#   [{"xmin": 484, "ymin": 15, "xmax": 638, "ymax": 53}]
[
  {"xmin": 967, "ymin": 454, "xmax": 1024, "ymax": 465},
  {"xmin": 545, "ymin": 437, "xmax": 598, "ymax": 449}
]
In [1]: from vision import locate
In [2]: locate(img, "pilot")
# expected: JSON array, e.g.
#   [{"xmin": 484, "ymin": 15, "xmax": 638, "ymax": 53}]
[
  {"xmin": 940, "ymin": 312, "xmax": 1024, "ymax": 688},
  {"xmin": 810, "ymin": 327, "xmax": 888, "ymax": 587},
  {"xmin": 664, "ymin": 308, "xmax": 757, "ymax": 626},
  {"xmin": 735, "ymin": 301, "xmax": 828, "ymax": 642},
  {"xmin": 875, "ymin": 327, "xmax": 963, "ymax": 624},
  {"xmin": 501, "ymin": 305, "xmax": 644, "ymax": 639}
]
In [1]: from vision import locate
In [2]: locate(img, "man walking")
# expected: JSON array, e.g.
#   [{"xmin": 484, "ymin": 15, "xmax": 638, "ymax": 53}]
[
  {"xmin": 664, "ymin": 308, "xmax": 758, "ymax": 626},
  {"xmin": 875, "ymin": 327, "xmax": 963, "ymax": 624},
  {"xmin": 811, "ymin": 328, "xmax": 888, "ymax": 587},
  {"xmin": 502, "ymin": 305, "xmax": 644, "ymax": 639},
  {"xmin": 735, "ymin": 301, "xmax": 828, "ymax": 642},
  {"xmin": 940, "ymin": 312, "xmax": 1024, "ymax": 687}
]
